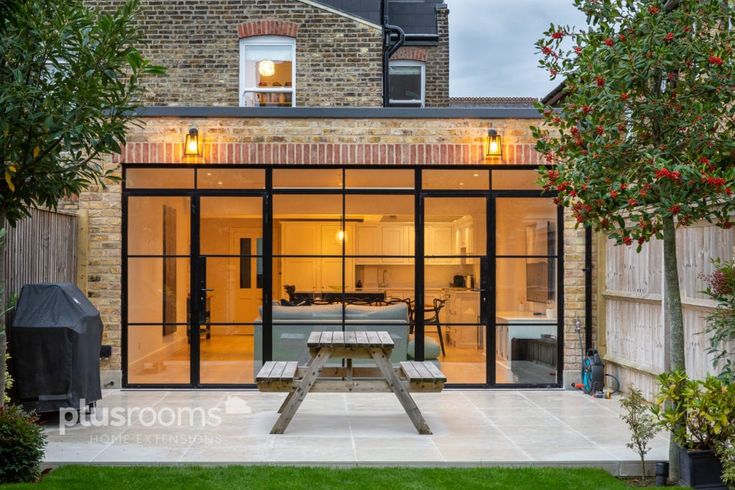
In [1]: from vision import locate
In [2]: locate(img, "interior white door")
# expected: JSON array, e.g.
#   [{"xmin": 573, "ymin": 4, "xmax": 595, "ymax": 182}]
[{"xmin": 229, "ymin": 228, "xmax": 262, "ymax": 324}]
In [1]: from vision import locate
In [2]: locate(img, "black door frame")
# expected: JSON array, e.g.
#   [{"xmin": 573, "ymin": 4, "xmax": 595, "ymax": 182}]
[{"xmin": 121, "ymin": 163, "xmax": 562, "ymax": 389}]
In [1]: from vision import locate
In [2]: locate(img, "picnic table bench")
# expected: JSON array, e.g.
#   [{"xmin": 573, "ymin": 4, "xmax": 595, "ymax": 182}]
[{"xmin": 256, "ymin": 330, "xmax": 446, "ymax": 435}]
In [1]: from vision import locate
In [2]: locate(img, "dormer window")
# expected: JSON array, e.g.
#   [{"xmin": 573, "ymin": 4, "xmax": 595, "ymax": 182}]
[
  {"xmin": 239, "ymin": 36, "xmax": 295, "ymax": 107},
  {"xmin": 389, "ymin": 60, "xmax": 425, "ymax": 108}
]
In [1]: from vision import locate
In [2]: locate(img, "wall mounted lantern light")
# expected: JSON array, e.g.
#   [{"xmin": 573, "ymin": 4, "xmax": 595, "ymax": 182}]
[
  {"xmin": 485, "ymin": 128, "xmax": 502, "ymax": 158},
  {"xmin": 184, "ymin": 127, "xmax": 201, "ymax": 156}
]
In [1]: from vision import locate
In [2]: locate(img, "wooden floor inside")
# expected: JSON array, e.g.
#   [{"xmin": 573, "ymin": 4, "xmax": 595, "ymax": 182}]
[{"xmin": 127, "ymin": 331, "xmax": 555, "ymax": 385}]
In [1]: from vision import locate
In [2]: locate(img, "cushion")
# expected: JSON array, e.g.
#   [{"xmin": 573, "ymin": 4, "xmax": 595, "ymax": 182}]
[
  {"xmin": 345, "ymin": 303, "xmax": 408, "ymax": 321},
  {"xmin": 407, "ymin": 338, "xmax": 441, "ymax": 360},
  {"xmin": 270, "ymin": 304, "xmax": 343, "ymax": 320}
]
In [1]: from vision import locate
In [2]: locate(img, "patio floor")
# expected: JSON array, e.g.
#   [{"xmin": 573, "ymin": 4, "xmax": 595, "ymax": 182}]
[{"xmin": 43, "ymin": 389, "xmax": 669, "ymax": 475}]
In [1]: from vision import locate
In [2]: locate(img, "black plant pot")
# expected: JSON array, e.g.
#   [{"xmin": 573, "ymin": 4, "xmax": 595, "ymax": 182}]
[{"xmin": 678, "ymin": 445, "xmax": 726, "ymax": 489}]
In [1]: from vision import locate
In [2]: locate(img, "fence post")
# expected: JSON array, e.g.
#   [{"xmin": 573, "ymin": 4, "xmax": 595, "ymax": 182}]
[{"xmin": 76, "ymin": 209, "xmax": 89, "ymax": 295}]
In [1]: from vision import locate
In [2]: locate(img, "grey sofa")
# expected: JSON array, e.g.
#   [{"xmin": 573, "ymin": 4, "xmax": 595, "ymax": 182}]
[{"xmin": 254, "ymin": 303, "xmax": 410, "ymax": 374}]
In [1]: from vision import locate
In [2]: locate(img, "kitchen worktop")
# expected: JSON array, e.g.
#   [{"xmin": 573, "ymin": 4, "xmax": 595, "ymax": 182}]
[{"xmin": 496, "ymin": 311, "xmax": 557, "ymax": 323}]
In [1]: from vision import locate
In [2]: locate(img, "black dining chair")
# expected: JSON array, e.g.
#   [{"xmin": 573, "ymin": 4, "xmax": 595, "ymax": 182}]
[{"xmin": 424, "ymin": 298, "xmax": 446, "ymax": 356}]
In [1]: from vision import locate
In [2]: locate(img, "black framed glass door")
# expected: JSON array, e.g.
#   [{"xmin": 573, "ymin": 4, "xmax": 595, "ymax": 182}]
[
  {"xmin": 195, "ymin": 196, "xmax": 264, "ymax": 386},
  {"xmin": 420, "ymin": 195, "xmax": 489, "ymax": 386},
  {"xmin": 493, "ymin": 197, "xmax": 563, "ymax": 386},
  {"xmin": 122, "ymin": 164, "xmax": 563, "ymax": 389}
]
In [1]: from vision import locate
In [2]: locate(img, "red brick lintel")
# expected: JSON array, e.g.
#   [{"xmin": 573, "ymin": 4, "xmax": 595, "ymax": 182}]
[
  {"xmin": 390, "ymin": 47, "xmax": 428, "ymax": 63},
  {"xmin": 237, "ymin": 20, "xmax": 299, "ymax": 39},
  {"xmin": 113, "ymin": 142, "xmax": 542, "ymax": 165}
]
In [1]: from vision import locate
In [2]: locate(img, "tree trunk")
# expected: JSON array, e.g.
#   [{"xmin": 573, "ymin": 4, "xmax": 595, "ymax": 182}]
[
  {"xmin": 0, "ymin": 210, "xmax": 6, "ymax": 409},
  {"xmin": 640, "ymin": 454, "xmax": 647, "ymax": 485},
  {"xmin": 662, "ymin": 215, "xmax": 686, "ymax": 483}
]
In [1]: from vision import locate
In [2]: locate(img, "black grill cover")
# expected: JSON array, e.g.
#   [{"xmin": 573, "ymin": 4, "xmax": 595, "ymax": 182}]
[{"xmin": 10, "ymin": 283, "xmax": 103, "ymax": 413}]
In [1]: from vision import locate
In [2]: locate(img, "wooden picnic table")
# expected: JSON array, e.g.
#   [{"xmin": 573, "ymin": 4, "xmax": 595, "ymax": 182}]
[{"xmin": 256, "ymin": 330, "xmax": 446, "ymax": 435}]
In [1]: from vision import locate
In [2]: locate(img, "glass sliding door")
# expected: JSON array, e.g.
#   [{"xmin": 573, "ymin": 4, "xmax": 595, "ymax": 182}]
[{"xmin": 494, "ymin": 198, "xmax": 560, "ymax": 385}]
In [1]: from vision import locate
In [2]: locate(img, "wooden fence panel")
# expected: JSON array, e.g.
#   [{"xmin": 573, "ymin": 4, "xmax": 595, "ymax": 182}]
[
  {"xmin": 3, "ymin": 209, "xmax": 78, "ymax": 305},
  {"xmin": 602, "ymin": 222, "xmax": 734, "ymax": 398}
]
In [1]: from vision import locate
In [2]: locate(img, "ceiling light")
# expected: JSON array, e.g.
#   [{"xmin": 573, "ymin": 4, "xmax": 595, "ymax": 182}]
[{"xmin": 259, "ymin": 60, "xmax": 275, "ymax": 77}]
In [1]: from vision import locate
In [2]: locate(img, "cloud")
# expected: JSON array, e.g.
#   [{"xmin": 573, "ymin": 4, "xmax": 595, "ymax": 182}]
[{"xmin": 447, "ymin": 0, "xmax": 585, "ymax": 98}]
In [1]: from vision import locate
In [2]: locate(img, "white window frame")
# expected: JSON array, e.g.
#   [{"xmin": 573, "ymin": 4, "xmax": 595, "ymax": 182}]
[
  {"xmin": 388, "ymin": 60, "xmax": 425, "ymax": 108},
  {"xmin": 239, "ymin": 36, "xmax": 296, "ymax": 107}
]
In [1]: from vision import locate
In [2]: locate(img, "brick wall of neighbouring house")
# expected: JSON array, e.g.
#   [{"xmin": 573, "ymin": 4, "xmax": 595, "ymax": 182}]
[
  {"xmin": 84, "ymin": 0, "xmax": 383, "ymax": 107},
  {"xmin": 389, "ymin": 6, "xmax": 449, "ymax": 107},
  {"xmin": 426, "ymin": 6, "xmax": 449, "ymax": 107},
  {"xmin": 70, "ymin": 116, "xmax": 588, "ymax": 385}
]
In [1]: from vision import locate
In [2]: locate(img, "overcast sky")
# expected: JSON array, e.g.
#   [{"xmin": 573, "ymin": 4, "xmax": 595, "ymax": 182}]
[{"xmin": 447, "ymin": 0, "xmax": 586, "ymax": 98}]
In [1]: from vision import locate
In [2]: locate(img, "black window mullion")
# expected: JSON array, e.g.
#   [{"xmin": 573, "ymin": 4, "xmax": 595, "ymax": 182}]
[
  {"xmin": 414, "ymin": 168, "xmax": 425, "ymax": 361},
  {"xmin": 190, "ymin": 194, "xmax": 200, "ymax": 387},
  {"xmin": 263, "ymin": 169, "xmax": 273, "ymax": 363}
]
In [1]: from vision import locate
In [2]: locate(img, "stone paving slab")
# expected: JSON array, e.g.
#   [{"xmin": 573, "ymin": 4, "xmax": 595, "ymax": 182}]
[{"xmin": 41, "ymin": 389, "xmax": 669, "ymax": 475}]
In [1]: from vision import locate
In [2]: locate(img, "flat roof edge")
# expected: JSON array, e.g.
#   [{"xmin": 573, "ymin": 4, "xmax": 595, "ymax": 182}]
[{"xmin": 133, "ymin": 107, "xmax": 544, "ymax": 119}]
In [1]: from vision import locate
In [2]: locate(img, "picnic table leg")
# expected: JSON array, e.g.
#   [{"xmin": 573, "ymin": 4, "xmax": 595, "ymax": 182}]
[
  {"xmin": 277, "ymin": 391, "xmax": 295, "ymax": 414},
  {"xmin": 369, "ymin": 347, "xmax": 432, "ymax": 435},
  {"xmin": 270, "ymin": 347, "xmax": 332, "ymax": 434}
]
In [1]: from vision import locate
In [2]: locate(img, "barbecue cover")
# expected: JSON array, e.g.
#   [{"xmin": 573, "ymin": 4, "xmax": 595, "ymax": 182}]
[{"xmin": 10, "ymin": 283, "xmax": 103, "ymax": 413}]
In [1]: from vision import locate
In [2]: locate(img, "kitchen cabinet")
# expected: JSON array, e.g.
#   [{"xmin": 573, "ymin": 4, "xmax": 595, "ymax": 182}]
[
  {"xmin": 444, "ymin": 289, "xmax": 484, "ymax": 350},
  {"xmin": 356, "ymin": 224, "xmax": 380, "ymax": 263},
  {"xmin": 381, "ymin": 225, "xmax": 406, "ymax": 263},
  {"xmin": 279, "ymin": 222, "xmax": 354, "ymax": 293},
  {"xmin": 355, "ymin": 222, "xmax": 413, "ymax": 265},
  {"xmin": 425, "ymin": 224, "xmax": 453, "ymax": 257},
  {"xmin": 495, "ymin": 312, "xmax": 557, "ymax": 369}
]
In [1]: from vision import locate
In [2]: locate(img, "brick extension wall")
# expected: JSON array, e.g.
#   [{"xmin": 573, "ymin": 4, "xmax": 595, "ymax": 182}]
[
  {"xmin": 71, "ymin": 116, "xmax": 588, "ymax": 386},
  {"xmin": 84, "ymin": 0, "xmax": 383, "ymax": 107}
]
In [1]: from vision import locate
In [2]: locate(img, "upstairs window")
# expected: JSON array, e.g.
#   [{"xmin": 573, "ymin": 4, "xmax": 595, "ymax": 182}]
[
  {"xmin": 239, "ymin": 36, "xmax": 295, "ymax": 107},
  {"xmin": 389, "ymin": 60, "xmax": 425, "ymax": 107}
]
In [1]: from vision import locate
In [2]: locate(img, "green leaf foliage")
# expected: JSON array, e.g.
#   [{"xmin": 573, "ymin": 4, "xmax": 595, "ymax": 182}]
[
  {"xmin": 702, "ymin": 257, "xmax": 735, "ymax": 379},
  {"xmin": 532, "ymin": 0, "xmax": 735, "ymax": 248},
  {"xmin": 620, "ymin": 387, "xmax": 659, "ymax": 483},
  {"xmin": 652, "ymin": 370, "xmax": 735, "ymax": 451},
  {"xmin": 0, "ymin": 0, "xmax": 164, "ymax": 225},
  {"xmin": 0, "ymin": 405, "xmax": 46, "ymax": 483}
]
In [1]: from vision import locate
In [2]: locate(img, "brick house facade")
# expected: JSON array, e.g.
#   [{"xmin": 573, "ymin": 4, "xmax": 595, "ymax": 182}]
[
  {"xmin": 64, "ymin": 0, "xmax": 592, "ymax": 389},
  {"xmin": 85, "ymin": 0, "xmax": 450, "ymax": 107}
]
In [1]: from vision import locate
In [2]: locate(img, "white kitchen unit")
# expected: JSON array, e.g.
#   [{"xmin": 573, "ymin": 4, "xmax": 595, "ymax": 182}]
[
  {"xmin": 444, "ymin": 289, "xmax": 483, "ymax": 349},
  {"xmin": 280, "ymin": 222, "xmax": 355, "ymax": 292},
  {"xmin": 356, "ymin": 222, "xmax": 414, "ymax": 264},
  {"xmin": 495, "ymin": 312, "xmax": 557, "ymax": 368}
]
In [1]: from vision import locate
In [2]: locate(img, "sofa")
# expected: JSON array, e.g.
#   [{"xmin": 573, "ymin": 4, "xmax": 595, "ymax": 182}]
[{"xmin": 254, "ymin": 303, "xmax": 410, "ymax": 374}]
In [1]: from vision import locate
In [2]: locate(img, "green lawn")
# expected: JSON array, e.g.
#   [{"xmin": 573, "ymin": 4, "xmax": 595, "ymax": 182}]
[{"xmin": 6, "ymin": 466, "xmax": 663, "ymax": 489}]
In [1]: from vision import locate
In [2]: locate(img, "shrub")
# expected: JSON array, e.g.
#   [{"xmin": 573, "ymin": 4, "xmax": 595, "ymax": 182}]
[
  {"xmin": 2, "ymin": 352, "xmax": 11, "ymax": 405},
  {"xmin": 653, "ymin": 370, "xmax": 735, "ymax": 451},
  {"xmin": 715, "ymin": 442, "xmax": 735, "ymax": 490},
  {"xmin": 620, "ymin": 387, "xmax": 659, "ymax": 484},
  {"xmin": 702, "ymin": 258, "xmax": 735, "ymax": 379},
  {"xmin": 0, "ymin": 405, "xmax": 46, "ymax": 483}
]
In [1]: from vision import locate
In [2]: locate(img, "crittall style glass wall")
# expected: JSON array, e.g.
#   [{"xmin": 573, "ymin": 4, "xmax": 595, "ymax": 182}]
[{"xmin": 122, "ymin": 166, "xmax": 562, "ymax": 388}]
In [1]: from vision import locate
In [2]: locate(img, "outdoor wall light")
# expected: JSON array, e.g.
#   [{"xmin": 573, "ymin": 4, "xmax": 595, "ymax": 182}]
[
  {"xmin": 485, "ymin": 129, "xmax": 503, "ymax": 158},
  {"xmin": 336, "ymin": 229, "xmax": 346, "ymax": 242},
  {"xmin": 184, "ymin": 127, "xmax": 201, "ymax": 156}
]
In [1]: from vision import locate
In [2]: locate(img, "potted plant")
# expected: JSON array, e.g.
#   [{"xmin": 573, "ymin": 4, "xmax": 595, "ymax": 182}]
[{"xmin": 653, "ymin": 370, "xmax": 735, "ymax": 488}]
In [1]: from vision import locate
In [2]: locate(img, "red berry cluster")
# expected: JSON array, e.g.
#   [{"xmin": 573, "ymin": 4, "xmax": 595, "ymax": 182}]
[{"xmin": 655, "ymin": 168, "xmax": 681, "ymax": 181}]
